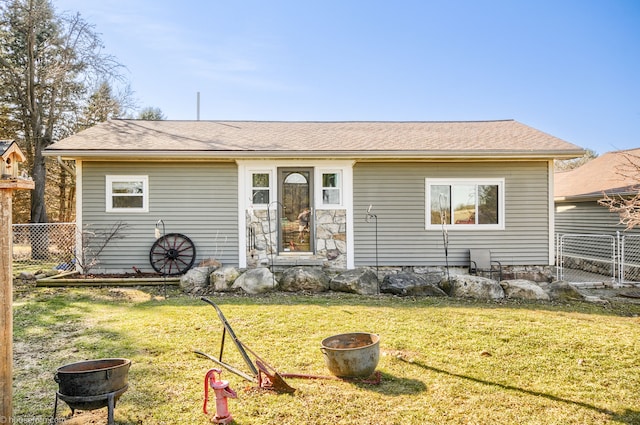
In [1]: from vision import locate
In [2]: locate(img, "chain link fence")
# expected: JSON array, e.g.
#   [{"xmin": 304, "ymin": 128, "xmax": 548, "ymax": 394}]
[
  {"xmin": 12, "ymin": 223, "xmax": 76, "ymax": 271},
  {"xmin": 620, "ymin": 234, "xmax": 640, "ymax": 283},
  {"xmin": 556, "ymin": 232, "xmax": 640, "ymax": 286}
]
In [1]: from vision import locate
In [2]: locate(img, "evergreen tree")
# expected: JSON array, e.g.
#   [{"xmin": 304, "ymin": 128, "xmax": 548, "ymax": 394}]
[
  {"xmin": 0, "ymin": 0, "xmax": 122, "ymax": 224},
  {"xmin": 138, "ymin": 106, "xmax": 166, "ymax": 120}
]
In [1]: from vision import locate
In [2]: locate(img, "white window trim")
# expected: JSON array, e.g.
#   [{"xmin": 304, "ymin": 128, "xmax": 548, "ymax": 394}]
[
  {"xmin": 106, "ymin": 175, "xmax": 149, "ymax": 213},
  {"xmin": 425, "ymin": 178, "xmax": 505, "ymax": 230},
  {"xmin": 317, "ymin": 169, "xmax": 343, "ymax": 208},
  {"xmin": 248, "ymin": 169, "xmax": 273, "ymax": 209}
]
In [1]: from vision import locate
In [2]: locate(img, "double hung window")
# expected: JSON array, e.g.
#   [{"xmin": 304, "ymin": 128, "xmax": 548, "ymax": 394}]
[
  {"xmin": 106, "ymin": 175, "xmax": 149, "ymax": 212},
  {"xmin": 321, "ymin": 172, "xmax": 341, "ymax": 206},
  {"xmin": 251, "ymin": 172, "xmax": 271, "ymax": 205}
]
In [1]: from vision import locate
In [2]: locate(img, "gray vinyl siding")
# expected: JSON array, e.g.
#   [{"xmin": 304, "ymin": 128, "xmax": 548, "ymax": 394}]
[
  {"xmin": 82, "ymin": 161, "xmax": 238, "ymax": 273},
  {"xmin": 353, "ymin": 161, "xmax": 551, "ymax": 267},
  {"xmin": 555, "ymin": 200, "xmax": 640, "ymax": 236}
]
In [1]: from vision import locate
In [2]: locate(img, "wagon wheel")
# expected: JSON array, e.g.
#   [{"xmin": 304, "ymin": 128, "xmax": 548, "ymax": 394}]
[{"xmin": 149, "ymin": 233, "xmax": 196, "ymax": 276}]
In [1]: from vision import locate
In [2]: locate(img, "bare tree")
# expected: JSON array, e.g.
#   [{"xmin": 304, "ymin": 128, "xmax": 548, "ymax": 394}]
[
  {"xmin": 555, "ymin": 148, "xmax": 598, "ymax": 171},
  {"xmin": 0, "ymin": 104, "xmax": 19, "ymax": 139},
  {"xmin": 76, "ymin": 221, "xmax": 128, "ymax": 275},
  {"xmin": 598, "ymin": 151, "xmax": 640, "ymax": 229},
  {"xmin": 0, "ymin": 0, "xmax": 123, "ymax": 225}
]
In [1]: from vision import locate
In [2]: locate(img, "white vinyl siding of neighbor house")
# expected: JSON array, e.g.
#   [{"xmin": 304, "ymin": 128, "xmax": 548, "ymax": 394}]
[
  {"xmin": 353, "ymin": 161, "xmax": 551, "ymax": 267},
  {"xmin": 80, "ymin": 161, "xmax": 238, "ymax": 273}
]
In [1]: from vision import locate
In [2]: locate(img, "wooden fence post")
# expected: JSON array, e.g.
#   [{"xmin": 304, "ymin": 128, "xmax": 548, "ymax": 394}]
[{"xmin": 1, "ymin": 179, "xmax": 34, "ymax": 421}]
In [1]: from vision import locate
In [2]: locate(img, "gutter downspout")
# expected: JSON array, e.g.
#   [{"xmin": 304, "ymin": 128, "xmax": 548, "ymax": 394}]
[{"xmin": 57, "ymin": 156, "xmax": 75, "ymax": 177}]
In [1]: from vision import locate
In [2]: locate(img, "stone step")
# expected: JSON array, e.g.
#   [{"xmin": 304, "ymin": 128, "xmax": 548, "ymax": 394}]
[{"xmin": 270, "ymin": 256, "xmax": 324, "ymax": 269}]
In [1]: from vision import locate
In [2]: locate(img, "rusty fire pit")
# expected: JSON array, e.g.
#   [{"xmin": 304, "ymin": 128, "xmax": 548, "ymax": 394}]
[
  {"xmin": 321, "ymin": 332, "xmax": 380, "ymax": 378},
  {"xmin": 52, "ymin": 358, "xmax": 131, "ymax": 425}
]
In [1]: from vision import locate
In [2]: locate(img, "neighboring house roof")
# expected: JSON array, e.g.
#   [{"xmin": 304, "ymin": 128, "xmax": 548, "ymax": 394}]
[
  {"xmin": 555, "ymin": 148, "xmax": 640, "ymax": 201},
  {"xmin": 43, "ymin": 119, "xmax": 584, "ymax": 160}
]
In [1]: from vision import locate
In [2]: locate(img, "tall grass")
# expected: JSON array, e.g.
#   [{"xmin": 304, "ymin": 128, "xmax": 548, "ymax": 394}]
[{"xmin": 12, "ymin": 288, "xmax": 640, "ymax": 424}]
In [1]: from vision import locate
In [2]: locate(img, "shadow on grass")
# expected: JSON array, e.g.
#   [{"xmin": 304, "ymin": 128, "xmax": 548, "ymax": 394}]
[
  {"xmin": 348, "ymin": 371, "xmax": 427, "ymax": 395},
  {"xmin": 403, "ymin": 359, "xmax": 640, "ymax": 425}
]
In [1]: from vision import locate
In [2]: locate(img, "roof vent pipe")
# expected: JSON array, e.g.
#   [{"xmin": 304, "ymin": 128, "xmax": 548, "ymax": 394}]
[{"xmin": 197, "ymin": 92, "xmax": 200, "ymax": 121}]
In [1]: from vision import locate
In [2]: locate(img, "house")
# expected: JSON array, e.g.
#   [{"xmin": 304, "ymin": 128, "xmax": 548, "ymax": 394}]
[
  {"xmin": 555, "ymin": 148, "xmax": 640, "ymax": 235},
  {"xmin": 43, "ymin": 119, "xmax": 583, "ymax": 278},
  {"xmin": 554, "ymin": 148, "xmax": 640, "ymax": 283}
]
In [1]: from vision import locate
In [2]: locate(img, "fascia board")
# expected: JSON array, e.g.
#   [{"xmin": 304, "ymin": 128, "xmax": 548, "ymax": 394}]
[{"xmin": 43, "ymin": 149, "xmax": 585, "ymax": 161}]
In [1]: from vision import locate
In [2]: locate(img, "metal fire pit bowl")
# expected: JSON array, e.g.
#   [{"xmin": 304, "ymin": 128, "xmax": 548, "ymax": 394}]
[
  {"xmin": 53, "ymin": 358, "xmax": 130, "ymax": 423},
  {"xmin": 321, "ymin": 332, "xmax": 380, "ymax": 378}
]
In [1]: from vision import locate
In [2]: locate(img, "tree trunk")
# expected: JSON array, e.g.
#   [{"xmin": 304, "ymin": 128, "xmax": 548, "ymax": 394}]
[
  {"xmin": 30, "ymin": 147, "xmax": 49, "ymax": 259},
  {"xmin": 30, "ymin": 148, "xmax": 47, "ymax": 223}
]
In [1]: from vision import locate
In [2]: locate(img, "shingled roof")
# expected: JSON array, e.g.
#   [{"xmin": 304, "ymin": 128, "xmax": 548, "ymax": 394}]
[
  {"xmin": 555, "ymin": 148, "xmax": 640, "ymax": 200},
  {"xmin": 44, "ymin": 119, "xmax": 583, "ymax": 160}
]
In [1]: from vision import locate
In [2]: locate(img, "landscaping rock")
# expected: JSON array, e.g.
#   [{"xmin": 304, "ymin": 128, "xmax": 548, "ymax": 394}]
[
  {"xmin": 180, "ymin": 267, "xmax": 211, "ymax": 294},
  {"xmin": 546, "ymin": 281, "xmax": 585, "ymax": 301},
  {"xmin": 232, "ymin": 267, "xmax": 276, "ymax": 294},
  {"xmin": 442, "ymin": 274, "xmax": 504, "ymax": 299},
  {"xmin": 210, "ymin": 266, "xmax": 240, "ymax": 292},
  {"xmin": 500, "ymin": 279, "xmax": 550, "ymax": 301},
  {"xmin": 280, "ymin": 267, "xmax": 330, "ymax": 292},
  {"xmin": 18, "ymin": 271, "xmax": 35, "ymax": 280},
  {"xmin": 330, "ymin": 268, "xmax": 379, "ymax": 295},
  {"xmin": 380, "ymin": 272, "xmax": 447, "ymax": 297},
  {"xmin": 583, "ymin": 295, "xmax": 609, "ymax": 305}
]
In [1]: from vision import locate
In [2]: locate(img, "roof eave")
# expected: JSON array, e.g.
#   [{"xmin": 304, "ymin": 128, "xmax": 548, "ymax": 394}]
[
  {"xmin": 554, "ymin": 191, "xmax": 639, "ymax": 202},
  {"xmin": 44, "ymin": 149, "xmax": 585, "ymax": 161}
]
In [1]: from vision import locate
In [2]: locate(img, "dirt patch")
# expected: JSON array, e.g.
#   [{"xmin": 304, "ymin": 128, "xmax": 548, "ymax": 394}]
[
  {"xmin": 55, "ymin": 409, "xmax": 110, "ymax": 424},
  {"xmin": 382, "ymin": 348, "xmax": 422, "ymax": 362}
]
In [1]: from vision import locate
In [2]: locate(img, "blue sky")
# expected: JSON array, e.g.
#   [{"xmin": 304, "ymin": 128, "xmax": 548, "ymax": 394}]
[{"xmin": 54, "ymin": 0, "xmax": 639, "ymax": 155}]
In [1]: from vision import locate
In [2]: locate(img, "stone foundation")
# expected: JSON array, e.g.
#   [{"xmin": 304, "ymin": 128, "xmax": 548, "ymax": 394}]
[{"xmin": 373, "ymin": 265, "xmax": 553, "ymax": 283}]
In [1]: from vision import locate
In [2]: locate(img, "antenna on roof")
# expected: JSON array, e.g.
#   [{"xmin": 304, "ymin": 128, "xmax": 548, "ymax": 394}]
[{"xmin": 196, "ymin": 92, "xmax": 200, "ymax": 121}]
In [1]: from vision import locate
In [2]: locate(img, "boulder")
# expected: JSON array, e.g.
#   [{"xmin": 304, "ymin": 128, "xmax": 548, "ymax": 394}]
[
  {"xmin": 330, "ymin": 268, "xmax": 379, "ymax": 295},
  {"xmin": 546, "ymin": 281, "xmax": 585, "ymax": 301},
  {"xmin": 280, "ymin": 267, "xmax": 330, "ymax": 292},
  {"xmin": 232, "ymin": 267, "xmax": 276, "ymax": 294},
  {"xmin": 180, "ymin": 267, "xmax": 211, "ymax": 294},
  {"xmin": 442, "ymin": 275, "xmax": 504, "ymax": 299},
  {"xmin": 500, "ymin": 279, "xmax": 550, "ymax": 301},
  {"xmin": 380, "ymin": 272, "xmax": 448, "ymax": 297},
  {"xmin": 210, "ymin": 266, "xmax": 241, "ymax": 292}
]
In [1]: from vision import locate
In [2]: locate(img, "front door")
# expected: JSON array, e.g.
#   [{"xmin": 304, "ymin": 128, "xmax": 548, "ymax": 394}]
[{"xmin": 278, "ymin": 168, "xmax": 313, "ymax": 253}]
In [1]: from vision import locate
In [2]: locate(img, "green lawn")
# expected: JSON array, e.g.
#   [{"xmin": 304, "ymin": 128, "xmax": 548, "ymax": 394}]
[{"xmin": 12, "ymin": 287, "xmax": 640, "ymax": 424}]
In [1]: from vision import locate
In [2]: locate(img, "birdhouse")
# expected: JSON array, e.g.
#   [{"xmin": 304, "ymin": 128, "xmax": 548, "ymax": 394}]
[{"xmin": 0, "ymin": 140, "xmax": 27, "ymax": 180}]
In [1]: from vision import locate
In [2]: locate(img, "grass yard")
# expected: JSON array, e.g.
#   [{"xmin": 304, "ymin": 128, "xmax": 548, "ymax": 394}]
[
  {"xmin": 12, "ymin": 260, "xmax": 58, "ymax": 275},
  {"xmin": 11, "ymin": 287, "xmax": 640, "ymax": 425}
]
